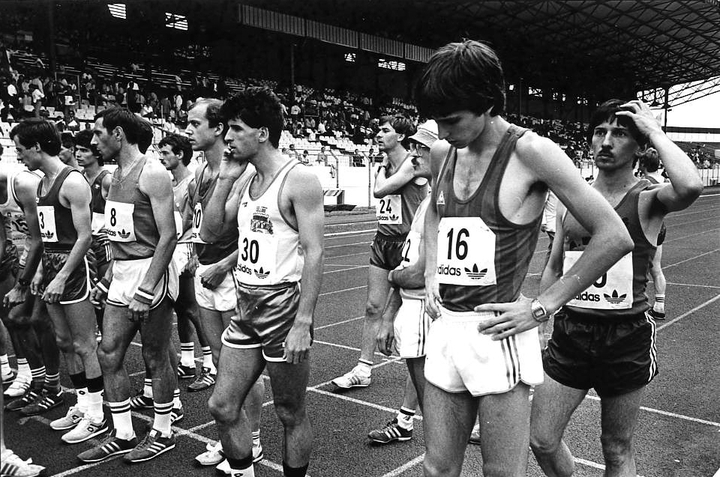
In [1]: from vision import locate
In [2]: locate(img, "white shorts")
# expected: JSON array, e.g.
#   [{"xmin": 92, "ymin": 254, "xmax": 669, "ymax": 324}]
[
  {"xmin": 107, "ymin": 257, "xmax": 179, "ymax": 309},
  {"xmin": 194, "ymin": 262, "xmax": 236, "ymax": 312},
  {"xmin": 173, "ymin": 242, "xmax": 195, "ymax": 275},
  {"xmin": 424, "ymin": 306, "xmax": 543, "ymax": 396},
  {"xmin": 394, "ymin": 297, "xmax": 431, "ymax": 359}
]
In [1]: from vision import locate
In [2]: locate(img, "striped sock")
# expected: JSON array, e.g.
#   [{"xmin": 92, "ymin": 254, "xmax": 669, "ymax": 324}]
[
  {"xmin": 180, "ymin": 342, "xmax": 195, "ymax": 367},
  {"xmin": 16, "ymin": 358, "xmax": 30, "ymax": 378},
  {"xmin": 109, "ymin": 399, "xmax": 135, "ymax": 440},
  {"xmin": 654, "ymin": 294, "xmax": 665, "ymax": 313},
  {"xmin": 153, "ymin": 401, "xmax": 173, "ymax": 436},
  {"xmin": 30, "ymin": 366, "xmax": 46, "ymax": 388},
  {"xmin": 143, "ymin": 377, "xmax": 153, "ymax": 398},
  {"xmin": 173, "ymin": 388, "xmax": 182, "ymax": 408},
  {"xmin": 44, "ymin": 371, "xmax": 61, "ymax": 392},
  {"xmin": 0, "ymin": 354, "xmax": 10, "ymax": 376},
  {"xmin": 201, "ymin": 346, "xmax": 214, "ymax": 371},
  {"xmin": 397, "ymin": 407, "xmax": 415, "ymax": 430}
]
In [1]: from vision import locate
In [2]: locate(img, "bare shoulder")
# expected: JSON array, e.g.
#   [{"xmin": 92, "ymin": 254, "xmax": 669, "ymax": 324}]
[
  {"xmin": 287, "ymin": 164, "xmax": 323, "ymax": 195},
  {"xmin": 515, "ymin": 131, "xmax": 565, "ymax": 162},
  {"xmin": 514, "ymin": 131, "xmax": 578, "ymax": 182},
  {"xmin": 139, "ymin": 158, "xmax": 172, "ymax": 194}
]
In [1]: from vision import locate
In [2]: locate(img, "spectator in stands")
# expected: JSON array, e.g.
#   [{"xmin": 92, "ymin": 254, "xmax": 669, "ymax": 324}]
[
  {"xmin": 287, "ymin": 144, "xmax": 300, "ymax": 161},
  {"xmin": 300, "ymin": 150, "xmax": 310, "ymax": 165},
  {"xmin": 316, "ymin": 146, "xmax": 334, "ymax": 166},
  {"xmin": 351, "ymin": 148, "xmax": 364, "ymax": 167},
  {"xmin": 66, "ymin": 110, "xmax": 80, "ymax": 133}
]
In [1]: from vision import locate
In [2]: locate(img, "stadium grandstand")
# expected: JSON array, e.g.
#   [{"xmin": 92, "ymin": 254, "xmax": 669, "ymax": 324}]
[{"xmin": 1, "ymin": 2, "xmax": 720, "ymax": 476}]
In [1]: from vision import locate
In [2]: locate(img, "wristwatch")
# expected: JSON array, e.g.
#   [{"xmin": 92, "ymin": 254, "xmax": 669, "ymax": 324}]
[{"xmin": 530, "ymin": 299, "xmax": 550, "ymax": 323}]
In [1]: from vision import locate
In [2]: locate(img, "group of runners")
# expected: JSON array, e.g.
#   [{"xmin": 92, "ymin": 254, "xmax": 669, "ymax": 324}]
[{"xmin": 1, "ymin": 39, "xmax": 703, "ymax": 477}]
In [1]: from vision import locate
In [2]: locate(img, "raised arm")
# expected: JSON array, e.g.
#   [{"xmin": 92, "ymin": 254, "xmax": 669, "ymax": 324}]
[
  {"xmin": 200, "ymin": 159, "xmax": 250, "ymax": 244},
  {"xmin": 373, "ymin": 157, "xmax": 426, "ymax": 198}
]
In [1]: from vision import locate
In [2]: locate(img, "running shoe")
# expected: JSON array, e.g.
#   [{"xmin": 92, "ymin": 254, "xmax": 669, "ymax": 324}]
[
  {"xmin": 332, "ymin": 366, "xmax": 371, "ymax": 389},
  {"xmin": 367, "ymin": 419, "xmax": 413, "ymax": 444},
  {"xmin": 0, "ymin": 450, "xmax": 45, "ymax": 477},
  {"xmin": 20, "ymin": 388, "xmax": 63, "ymax": 416},
  {"xmin": 124, "ymin": 429, "xmax": 176, "ymax": 463},
  {"xmin": 62, "ymin": 416, "xmax": 108, "ymax": 444},
  {"xmin": 170, "ymin": 406, "xmax": 184, "ymax": 424},
  {"xmin": 649, "ymin": 309, "xmax": 666, "ymax": 320},
  {"xmin": 187, "ymin": 367, "xmax": 216, "ymax": 392},
  {"xmin": 77, "ymin": 430, "xmax": 138, "ymax": 463},
  {"xmin": 4, "ymin": 387, "xmax": 40, "ymax": 412},
  {"xmin": 468, "ymin": 423, "xmax": 481, "ymax": 445},
  {"xmin": 195, "ymin": 440, "xmax": 224, "ymax": 466},
  {"xmin": 1, "ymin": 369, "xmax": 16, "ymax": 385},
  {"xmin": 177, "ymin": 364, "xmax": 196, "ymax": 380},
  {"xmin": 129, "ymin": 390, "xmax": 153, "ymax": 409},
  {"xmin": 4, "ymin": 374, "xmax": 31, "ymax": 398},
  {"xmin": 51, "ymin": 405, "xmax": 85, "ymax": 431},
  {"xmin": 215, "ymin": 442, "xmax": 264, "ymax": 474}
]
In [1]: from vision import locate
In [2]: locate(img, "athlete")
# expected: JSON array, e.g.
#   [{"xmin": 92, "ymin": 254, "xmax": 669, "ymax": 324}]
[
  {"xmin": 332, "ymin": 114, "xmax": 425, "ymax": 389},
  {"xmin": 369, "ymin": 120, "xmax": 438, "ymax": 445},
  {"xmin": 10, "ymin": 119, "xmax": 106, "ymax": 446},
  {"xmin": 203, "ymin": 87, "xmax": 324, "ymax": 477},
  {"xmin": 79, "ymin": 107, "xmax": 179, "ymax": 464},
  {"xmin": 414, "ymin": 40, "xmax": 634, "ymax": 476},
  {"xmin": 530, "ymin": 99, "xmax": 702, "ymax": 476}
]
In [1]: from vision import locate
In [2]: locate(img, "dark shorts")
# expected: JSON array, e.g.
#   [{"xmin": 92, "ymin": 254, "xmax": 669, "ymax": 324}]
[
  {"xmin": 543, "ymin": 308, "xmax": 658, "ymax": 398},
  {"xmin": 369, "ymin": 232, "xmax": 407, "ymax": 270},
  {"xmin": 222, "ymin": 281, "xmax": 308, "ymax": 362},
  {"xmin": 41, "ymin": 251, "xmax": 90, "ymax": 304}
]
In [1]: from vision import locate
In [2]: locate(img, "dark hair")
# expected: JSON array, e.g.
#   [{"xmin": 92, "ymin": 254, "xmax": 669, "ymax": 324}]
[
  {"xmin": 220, "ymin": 87, "xmax": 284, "ymax": 148},
  {"xmin": 639, "ymin": 147, "xmax": 660, "ymax": 172},
  {"xmin": 158, "ymin": 133, "xmax": 193, "ymax": 166},
  {"xmin": 137, "ymin": 118, "xmax": 153, "ymax": 154},
  {"xmin": 94, "ymin": 107, "xmax": 144, "ymax": 145},
  {"xmin": 60, "ymin": 132, "xmax": 75, "ymax": 149},
  {"xmin": 415, "ymin": 40, "xmax": 506, "ymax": 119},
  {"xmin": 75, "ymin": 129, "xmax": 103, "ymax": 165},
  {"xmin": 379, "ymin": 114, "xmax": 417, "ymax": 148},
  {"xmin": 189, "ymin": 98, "xmax": 226, "ymax": 136},
  {"xmin": 10, "ymin": 118, "xmax": 62, "ymax": 156},
  {"xmin": 586, "ymin": 99, "xmax": 648, "ymax": 147}
]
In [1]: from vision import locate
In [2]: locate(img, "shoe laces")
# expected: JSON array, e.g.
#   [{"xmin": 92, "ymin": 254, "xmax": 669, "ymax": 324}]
[{"xmin": 136, "ymin": 430, "xmax": 161, "ymax": 450}]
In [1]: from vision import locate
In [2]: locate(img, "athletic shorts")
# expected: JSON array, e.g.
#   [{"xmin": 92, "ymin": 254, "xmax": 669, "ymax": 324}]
[
  {"xmin": 107, "ymin": 257, "xmax": 179, "ymax": 309},
  {"xmin": 194, "ymin": 262, "xmax": 236, "ymax": 312},
  {"xmin": 543, "ymin": 308, "xmax": 658, "ymax": 398},
  {"xmin": 0, "ymin": 242, "xmax": 19, "ymax": 279},
  {"xmin": 369, "ymin": 232, "xmax": 407, "ymax": 270},
  {"xmin": 394, "ymin": 296, "xmax": 431, "ymax": 359},
  {"xmin": 222, "ymin": 281, "xmax": 307, "ymax": 362},
  {"xmin": 424, "ymin": 306, "xmax": 544, "ymax": 396},
  {"xmin": 173, "ymin": 242, "xmax": 195, "ymax": 277},
  {"xmin": 91, "ymin": 231, "xmax": 112, "ymax": 270},
  {"xmin": 41, "ymin": 251, "xmax": 90, "ymax": 305}
]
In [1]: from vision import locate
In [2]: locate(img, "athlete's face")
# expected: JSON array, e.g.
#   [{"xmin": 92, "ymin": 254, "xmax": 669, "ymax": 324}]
[
  {"xmin": 185, "ymin": 105, "xmax": 222, "ymax": 151},
  {"xmin": 591, "ymin": 118, "xmax": 640, "ymax": 172},
  {"xmin": 59, "ymin": 143, "xmax": 74, "ymax": 165},
  {"xmin": 91, "ymin": 118, "xmax": 120, "ymax": 161},
  {"xmin": 13, "ymin": 137, "xmax": 41, "ymax": 171},
  {"xmin": 409, "ymin": 141, "xmax": 432, "ymax": 179},
  {"xmin": 224, "ymin": 117, "xmax": 260, "ymax": 163},
  {"xmin": 75, "ymin": 145, "xmax": 98, "ymax": 168},
  {"xmin": 158, "ymin": 144, "xmax": 181, "ymax": 171},
  {"xmin": 375, "ymin": 122, "xmax": 403, "ymax": 153},
  {"xmin": 434, "ymin": 110, "xmax": 486, "ymax": 149}
]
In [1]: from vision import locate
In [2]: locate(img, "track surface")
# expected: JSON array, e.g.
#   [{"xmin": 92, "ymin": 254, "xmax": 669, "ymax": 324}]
[{"xmin": 4, "ymin": 191, "xmax": 720, "ymax": 477}]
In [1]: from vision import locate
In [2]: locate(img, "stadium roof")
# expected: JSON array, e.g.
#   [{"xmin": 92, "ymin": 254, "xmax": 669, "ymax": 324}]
[{"xmin": 247, "ymin": 0, "xmax": 720, "ymax": 107}]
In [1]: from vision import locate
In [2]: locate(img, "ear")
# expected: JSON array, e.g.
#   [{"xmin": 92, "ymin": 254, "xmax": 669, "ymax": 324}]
[
  {"xmin": 112, "ymin": 126, "xmax": 123, "ymax": 141},
  {"xmin": 257, "ymin": 126, "xmax": 269, "ymax": 144}
]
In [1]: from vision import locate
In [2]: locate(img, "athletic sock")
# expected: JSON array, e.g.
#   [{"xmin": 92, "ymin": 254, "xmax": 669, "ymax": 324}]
[
  {"xmin": 0, "ymin": 354, "xmax": 11, "ymax": 376},
  {"xmin": 227, "ymin": 455, "xmax": 255, "ymax": 477},
  {"xmin": 396, "ymin": 407, "xmax": 415, "ymax": 430},
  {"xmin": 86, "ymin": 375, "xmax": 105, "ymax": 420},
  {"xmin": 201, "ymin": 346, "xmax": 215, "ymax": 373},
  {"xmin": 357, "ymin": 359, "xmax": 372, "ymax": 376},
  {"xmin": 16, "ymin": 358, "xmax": 30, "ymax": 378},
  {"xmin": 44, "ymin": 371, "xmax": 61, "ymax": 393},
  {"xmin": 30, "ymin": 366, "xmax": 46, "ymax": 389},
  {"xmin": 180, "ymin": 342, "xmax": 195, "ymax": 367},
  {"xmin": 252, "ymin": 429, "xmax": 261, "ymax": 446},
  {"xmin": 153, "ymin": 401, "xmax": 173, "ymax": 436},
  {"xmin": 283, "ymin": 461, "xmax": 309, "ymax": 477},
  {"xmin": 173, "ymin": 388, "xmax": 182, "ymax": 408},
  {"xmin": 143, "ymin": 377, "xmax": 153, "ymax": 398},
  {"xmin": 109, "ymin": 399, "xmax": 135, "ymax": 440},
  {"xmin": 654, "ymin": 294, "xmax": 665, "ymax": 313}
]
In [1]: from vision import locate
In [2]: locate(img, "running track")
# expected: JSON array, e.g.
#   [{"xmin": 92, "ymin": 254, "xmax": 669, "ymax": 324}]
[{"xmin": 4, "ymin": 190, "xmax": 720, "ymax": 477}]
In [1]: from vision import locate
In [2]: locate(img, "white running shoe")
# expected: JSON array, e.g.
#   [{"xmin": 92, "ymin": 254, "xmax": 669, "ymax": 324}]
[
  {"xmin": 61, "ymin": 416, "xmax": 108, "ymax": 444},
  {"xmin": 332, "ymin": 365, "xmax": 371, "ymax": 389},
  {"xmin": 50, "ymin": 405, "xmax": 85, "ymax": 431},
  {"xmin": 3, "ymin": 374, "xmax": 31, "ymax": 398}
]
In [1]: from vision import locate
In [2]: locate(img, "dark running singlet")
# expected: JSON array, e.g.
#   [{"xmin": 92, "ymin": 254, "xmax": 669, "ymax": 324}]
[
  {"xmin": 376, "ymin": 153, "xmax": 428, "ymax": 237},
  {"xmin": 105, "ymin": 157, "xmax": 160, "ymax": 260},
  {"xmin": 562, "ymin": 180, "xmax": 655, "ymax": 319},
  {"xmin": 37, "ymin": 166, "xmax": 83, "ymax": 252},
  {"xmin": 433, "ymin": 125, "xmax": 542, "ymax": 312},
  {"xmin": 191, "ymin": 163, "xmax": 238, "ymax": 265}
]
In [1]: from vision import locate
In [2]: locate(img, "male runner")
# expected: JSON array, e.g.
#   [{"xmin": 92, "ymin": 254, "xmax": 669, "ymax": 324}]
[
  {"xmin": 333, "ymin": 114, "xmax": 424, "ymax": 389},
  {"xmin": 10, "ymin": 119, "xmax": 106, "ymax": 447},
  {"xmin": 203, "ymin": 87, "xmax": 324, "ymax": 477},
  {"xmin": 79, "ymin": 107, "xmax": 179, "ymax": 463},
  {"xmin": 414, "ymin": 40, "xmax": 634, "ymax": 476},
  {"xmin": 530, "ymin": 99, "xmax": 702, "ymax": 476},
  {"xmin": 369, "ymin": 120, "xmax": 438, "ymax": 444}
]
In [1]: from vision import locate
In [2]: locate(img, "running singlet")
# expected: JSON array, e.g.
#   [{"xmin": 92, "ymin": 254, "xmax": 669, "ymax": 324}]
[
  {"xmin": 376, "ymin": 153, "xmax": 427, "ymax": 237},
  {"xmin": 37, "ymin": 166, "xmax": 82, "ymax": 251},
  {"xmin": 234, "ymin": 159, "xmax": 303, "ymax": 286},
  {"xmin": 191, "ymin": 163, "xmax": 238, "ymax": 264},
  {"xmin": 105, "ymin": 157, "xmax": 160, "ymax": 260},
  {"xmin": 432, "ymin": 125, "xmax": 542, "ymax": 312},
  {"xmin": 173, "ymin": 174, "xmax": 194, "ymax": 243},
  {"xmin": 397, "ymin": 197, "xmax": 429, "ymax": 300},
  {"xmin": 89, "ymin": 169, "xmax": 110, "ymax": 234},
  {"xmin": 0, "ymin": 169, "xmax": 31, "ymax": 253},
  {"xmin": 562, "ymin": 180, "xmax": 655, "ymax": 318}
]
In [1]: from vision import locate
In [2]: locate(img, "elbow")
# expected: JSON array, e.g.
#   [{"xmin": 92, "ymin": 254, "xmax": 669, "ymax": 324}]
[{"xmin": 615, "ymin": 229, "xmax": 634, "ymax": 255}]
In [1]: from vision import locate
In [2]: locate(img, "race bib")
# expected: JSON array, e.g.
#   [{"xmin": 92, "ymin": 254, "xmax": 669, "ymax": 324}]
[
  {"xmin": 397, "ymin": 230, "xmax": 421, "ymax": 270},
  {"xmin": 191, "ymin": 203, "xmax": 206, "ymax": 244},
  {"xmin": 564, "ymin": 251, "xmax": 633, "ymax": 310},
  {"xmin": 235, "ymin": 231, "xmax": 278, "ymax": 282},
  {"xmin": 376, "ymin": 194, "xmax": 402, "ymax": 225},
  {"xmin": 36, "ymin": 206, "xmax": 58, "ymax": 243},
  {"xmin": 436, "ymin": 217, "xmax": 496, "ymax": 286},
  {"xmin": 173, "ymin": 211, "xmax": 183, "ymax": 239},
  {"xmin": 104, "ymin": 200, "xmax": 136, "ymax": 242}
]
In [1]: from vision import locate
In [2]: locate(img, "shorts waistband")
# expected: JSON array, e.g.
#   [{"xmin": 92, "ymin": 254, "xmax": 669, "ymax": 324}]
[
  {"xmin": 375, "ymin": 231, "xmax": 408, "ymax": 242},
  {"xmin": 236, "ymin": 281, "xmax": 298, "ymax": 292},
  {"xmin": 560, "ymin": 306, "xmax": 651, "ymax": 325},
  {"xmin": 439, "ymin": 305, "xmax": 497, "ymax": 322}
]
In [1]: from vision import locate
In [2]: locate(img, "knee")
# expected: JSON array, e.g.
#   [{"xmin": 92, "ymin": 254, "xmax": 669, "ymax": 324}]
[
  {"xmin": 364, "ymin": 299, "xmax": 383, "ymax": 319},
  {"xmin": 208, "ymin": 393, "xmax": 240, "ymax": 425},
  {"xmin": 97, "ymin": 345, "xmax": 123, "ymax": 372},
  {"xmin": 142, "ymin": 347, "xmax": 168, "ymax": 370},
  {"xmin": 423, "ymin": 457, "xmax": 458, "ymax": 477},
  {"xmin": 530, "ymin": 430, "xmax": 561, "ymax": 457},
  {"xmin": 54, "ymin": 332, "xmax": 74, "ymax": 354},
  {"xmin": 274, "ymin": 400, "xmax": 305, "ymax": 429},
  {"xmin": 73, "ymin": 338, "xmax": 97, "ymax": 358}
]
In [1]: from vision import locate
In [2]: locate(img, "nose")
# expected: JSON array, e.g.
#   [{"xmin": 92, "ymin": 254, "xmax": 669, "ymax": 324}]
[
  {"xmin": 90, "ymin": 135, "xmax": 97, "ymax": 146},
  {"xmin": 437, "ymin": 124, "xmax": 450, "ymax": 140},
  {"xmin": 601, "ymin": 131, "xmax": 613, "ymax": 147}
]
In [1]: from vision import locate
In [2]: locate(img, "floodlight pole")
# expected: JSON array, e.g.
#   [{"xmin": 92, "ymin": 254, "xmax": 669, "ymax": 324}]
[{"xmin": 663, "ymin": 86, "xmax": 669, "ymax": 131}]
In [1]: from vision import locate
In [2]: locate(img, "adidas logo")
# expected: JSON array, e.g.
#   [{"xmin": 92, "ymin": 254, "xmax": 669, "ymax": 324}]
[
  {"xmin": 118, "ymin": 229, "xmax": 131, "ymax": 239},
  {"xmin": 41, "ymin": 230, "xmax": 55, "ymax": 240},
  {"xmin": 603, "ymin": 289, "xmax": 627, "ymax": 304},
  {"xmin": 437, "ymin": 191, "xmax": 445, "ymax": 205},
  {"xmin": 464, "ymin": 264, "xmax": 487, "ymax": 280},
  {"xmin": 253, "ymin": 267, "xmax": 269, "ymax": 279},
  {"xmin": 389, "ymin": 214, "xmax": 399, "ymax": 221}
]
